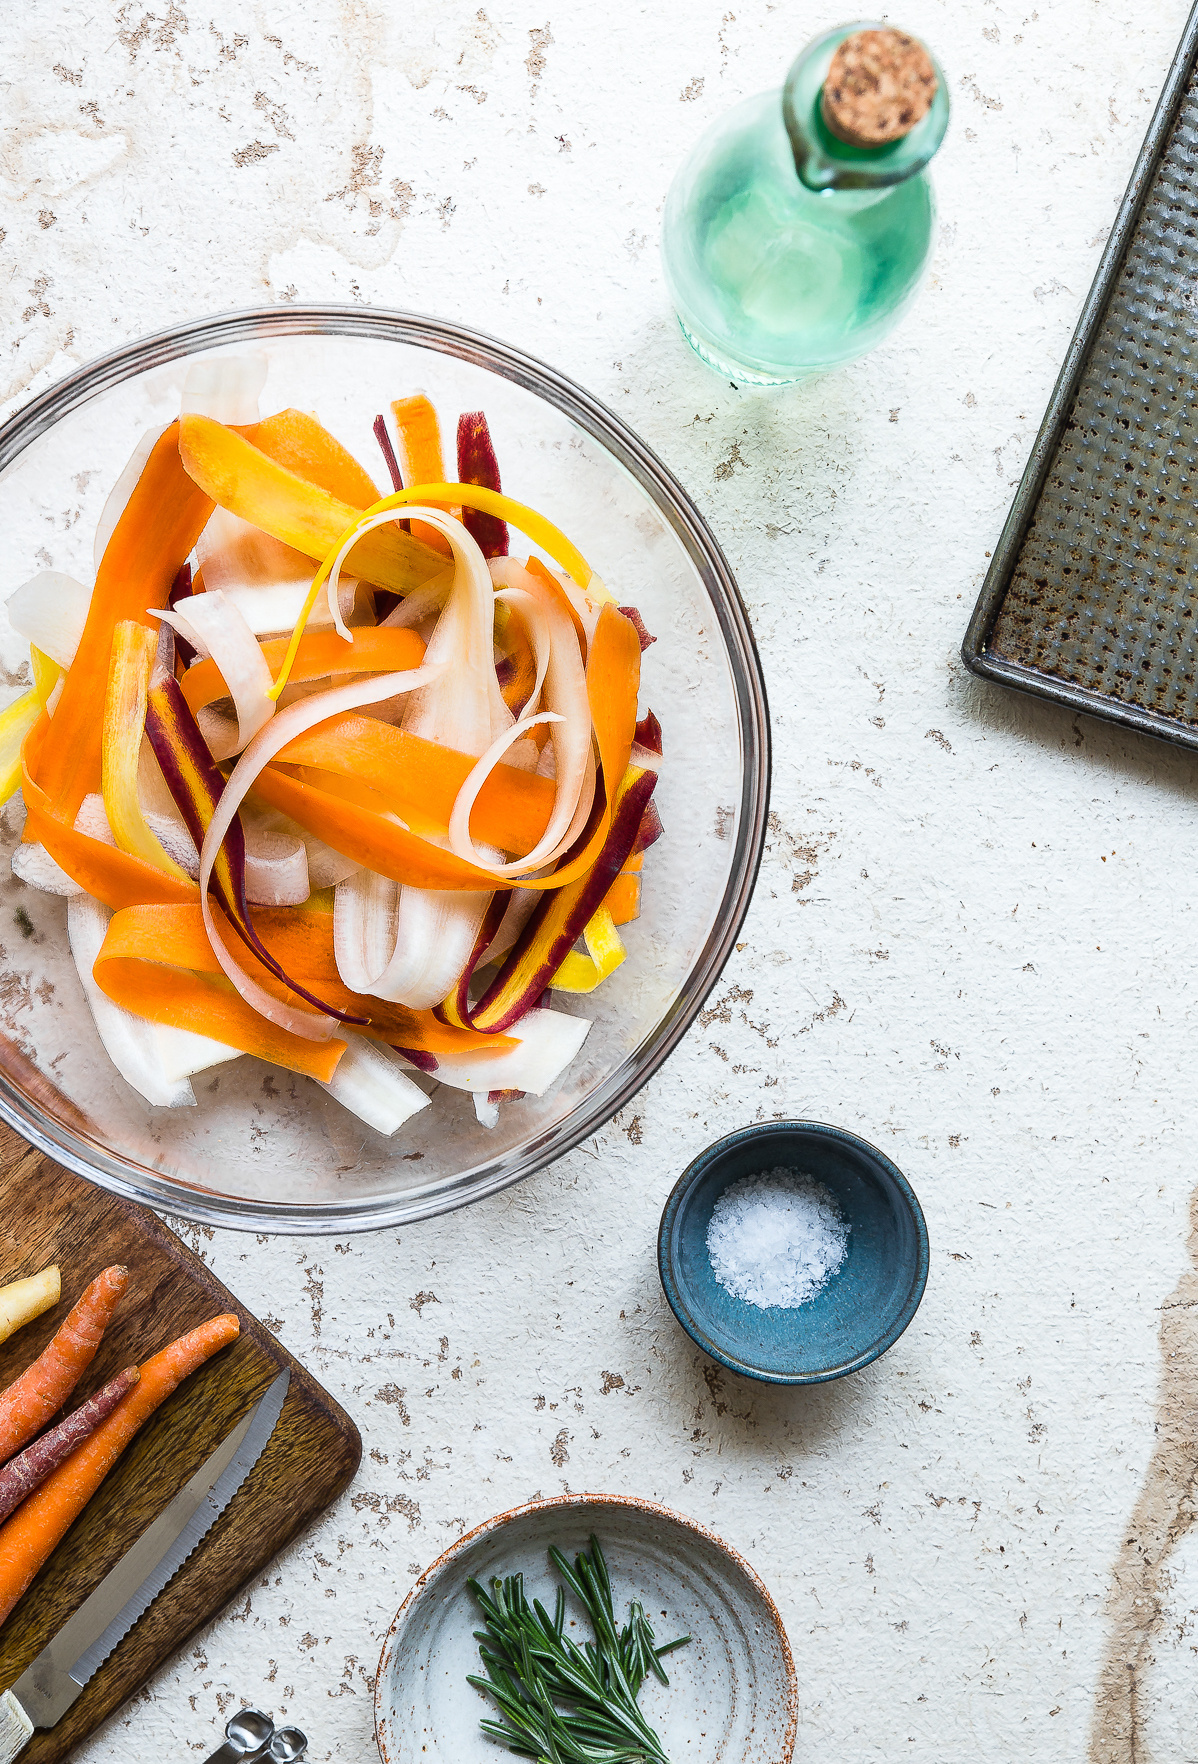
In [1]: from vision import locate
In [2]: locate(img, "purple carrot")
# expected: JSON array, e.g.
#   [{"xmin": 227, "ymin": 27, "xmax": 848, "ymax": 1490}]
[
  {"xmin": 633, "ymin": 710, "xmax": 662, "ymax": 755},
  {"xmin": 0, "ymin": 1366, "xmax": 140, "ymax": 1525},
  {"xmin": 631, "ymin": 798, "xmax": 664, "ymax": 855},
  {"xmin": 456, "ymin": 411, "xmax": 509, "ymax": 557},
  {"xmin": 373, "ymin": 414, "xmax": 404, "ymax": 494},
  {"xmin": 372, "ymin": 414, "xmax": 410, "ymax": 611},
  {"xmin": 393, "ymin": 1046, "xmax": 438, "ymax": 1073},
  {"xmin": 471, "ymin": 765, "xmax": 659, "ymax": 1033},
  {"xmin": 617, "ymin": 606, "xmax": 656, "ymax": 652},
  {"xmin": 144, "ymin": 625, "xmax": 366, "ymax": 1026},
  {"xmin": 168, "ymin": 564, "xmax": 198, "ymax": 668},
  {"xmin": 438, "ymin": 892, "xmax": 506, "ymax": 1033}
]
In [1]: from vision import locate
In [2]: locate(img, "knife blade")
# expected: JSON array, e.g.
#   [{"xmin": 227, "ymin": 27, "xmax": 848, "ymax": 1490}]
[{"xmin": 0, "ymin": 1367, "xmax": 289, "ymax": 1759}]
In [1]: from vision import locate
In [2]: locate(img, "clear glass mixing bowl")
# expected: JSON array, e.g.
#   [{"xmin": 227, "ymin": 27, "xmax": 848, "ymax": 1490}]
[{"xmin": 0, "ymin": 308, "xmax": 769, "ymax": 1233}]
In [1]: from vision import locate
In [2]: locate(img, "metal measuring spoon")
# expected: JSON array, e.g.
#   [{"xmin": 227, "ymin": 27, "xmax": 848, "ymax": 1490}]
[
  {"xmin": 266, "ymin": 1729, "xmax": 307, "ymax": 1763},
  {"xmin": 201, "ymin": 1709, "xmax": 274, "ymax": 1764}
]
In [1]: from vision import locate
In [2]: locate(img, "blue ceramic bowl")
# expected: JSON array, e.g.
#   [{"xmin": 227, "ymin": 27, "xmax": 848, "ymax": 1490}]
[{"xmin": 658, "ymin": 1120, "xmax": 929, "ymax": 1385}]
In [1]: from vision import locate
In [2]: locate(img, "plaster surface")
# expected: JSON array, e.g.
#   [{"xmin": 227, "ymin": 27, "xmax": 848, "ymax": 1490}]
[{"xmin": 1, "ymin": 1, "xmax": 1195, "ymax": 1760}]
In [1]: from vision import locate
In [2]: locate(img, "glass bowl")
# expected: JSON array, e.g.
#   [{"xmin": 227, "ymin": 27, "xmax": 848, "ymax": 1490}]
[{"xmin": 0, "ymin": 307, "xmax": 769, "ymax": 1233}]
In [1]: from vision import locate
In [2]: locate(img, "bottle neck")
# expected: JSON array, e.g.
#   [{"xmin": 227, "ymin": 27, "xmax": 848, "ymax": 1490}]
[{"xmin": 782, "ymin": 22, "xmax": 949, "ymax": 193}]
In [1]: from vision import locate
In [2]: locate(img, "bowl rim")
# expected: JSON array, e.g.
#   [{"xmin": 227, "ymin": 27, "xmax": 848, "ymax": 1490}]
[
  {"xmin": 373, "ymin": 1488, "xmax": 798, "ymax": 1764},
  {"xmin": 657, "ymin": 1117, "xmax": 930, "ymax": 1385},
  {"xmin": 0, "ymin": 303, "xmax": 771, "ymax": 1234}
]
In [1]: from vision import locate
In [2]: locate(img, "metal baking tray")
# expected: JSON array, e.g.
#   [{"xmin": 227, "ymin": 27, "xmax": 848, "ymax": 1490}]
[{"xmin": 962, "ymin": 3, "xmax": 1198, "ymax": 749}]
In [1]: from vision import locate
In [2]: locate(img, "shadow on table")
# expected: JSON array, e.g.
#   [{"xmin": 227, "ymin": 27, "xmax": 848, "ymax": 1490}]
[
  {"xmin": 955, "ymin": 649, "xmax": 1198, "ymax": 812},
  {"xmin": 661, "ymin": 1342, "xmax": 882, "ymax": 1464}
]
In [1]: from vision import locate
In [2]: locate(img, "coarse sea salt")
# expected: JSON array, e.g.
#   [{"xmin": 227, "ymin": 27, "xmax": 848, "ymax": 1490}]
[{"xmin": 706, "ymin": 1167, "xmax": 849, "ymax": 1309}]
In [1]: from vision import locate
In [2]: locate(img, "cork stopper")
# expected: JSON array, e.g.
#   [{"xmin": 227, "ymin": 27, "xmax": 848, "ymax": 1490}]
[{"xmin": 821, "ymin": 29, "xmax": 938, "ymax": 149}]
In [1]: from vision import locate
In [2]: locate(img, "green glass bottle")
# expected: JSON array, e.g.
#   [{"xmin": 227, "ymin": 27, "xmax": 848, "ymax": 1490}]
[{"xmin": 661, "ymin": 23, "xmax": 950, "ymax": 385}]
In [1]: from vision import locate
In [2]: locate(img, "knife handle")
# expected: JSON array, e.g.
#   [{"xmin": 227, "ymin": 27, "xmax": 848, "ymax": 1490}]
[{"xmin": 0, "ymin": 1690, "xmax": 32, "ymax": 1763}]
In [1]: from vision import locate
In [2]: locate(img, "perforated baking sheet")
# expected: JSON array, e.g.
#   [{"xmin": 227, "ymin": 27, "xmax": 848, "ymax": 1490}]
[{"xmin": 962, "ymin": 3, "xmax": 1198, "ymax": 748}]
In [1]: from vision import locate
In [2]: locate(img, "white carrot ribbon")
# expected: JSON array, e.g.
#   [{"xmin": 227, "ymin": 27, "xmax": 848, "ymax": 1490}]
[
  {"xmin": 331, "ymin": 510, "xmax": 511, "ymax": 1010},
  {"xmin": 67, "ymin": 894, "xmax": 196, "ymax": 1109},
  {"xmin": 420, "ymin": 1005, "xmax": 592, "ymax": 1097},
  {"xmin": 444, "ymin": 568, "xmax": 592, "ymax": 877},
  {"xmin": 5, "ymin": 572, "xmax": 92, "ymax": 672},
  {"xmin": 316, "ymin": 1032, "xmax": 430, "ymax": 1135},
  {"xmin": 94, "ymin": 425, "xmax": 169, "ymax": 571},
  {"xmin": 197, "ymin": 661, "xmax": 443, "ymax": 1041},
  {"xmin": 155, "ymin": 590, "xmax": 275, "ymax": 757}
]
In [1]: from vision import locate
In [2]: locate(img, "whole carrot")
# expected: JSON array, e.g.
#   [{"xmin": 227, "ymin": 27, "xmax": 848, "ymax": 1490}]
[
  {"xmin": 0, "ymin": 1312, "xmax": 238, "ymax": 1627},
  {"xmin": 0, "ymin": 1265, "xmax": 129, "ymax": 1465},
  {"xmin": 0, "ymin": 1367, "xmax": 139, "ymax": 1525},
  {"xmin": 0, "ymin": 1268, "xmax": 60, "ymax": 1348}
]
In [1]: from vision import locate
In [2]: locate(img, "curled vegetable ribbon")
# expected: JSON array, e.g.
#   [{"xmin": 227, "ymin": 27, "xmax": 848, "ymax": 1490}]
[{"xmin": 268, "ymin": 485, "xmax": 599, "ymax": 701}]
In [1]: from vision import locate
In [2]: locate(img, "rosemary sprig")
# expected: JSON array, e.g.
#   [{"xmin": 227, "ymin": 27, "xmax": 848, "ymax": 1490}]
[{"xmin": 466, "ymin": 1534, "xmax": 691, "ymax": 1764}]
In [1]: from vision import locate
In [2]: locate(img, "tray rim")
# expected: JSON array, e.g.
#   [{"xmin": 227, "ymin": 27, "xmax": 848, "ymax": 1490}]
[{"xmin": 961, "ymin": 0, "xmax": 1198, "ymax": 748}]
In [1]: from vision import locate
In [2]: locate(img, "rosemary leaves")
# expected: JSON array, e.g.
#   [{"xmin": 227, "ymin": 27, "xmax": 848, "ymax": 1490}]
[{"xmin": 467, "ymin": 1534, "xmax": 691, "ymax": 1764}]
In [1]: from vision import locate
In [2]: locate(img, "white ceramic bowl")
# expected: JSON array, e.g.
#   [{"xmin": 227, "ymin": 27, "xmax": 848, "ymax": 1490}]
[{"xmin": 374, "ymin": 1492, "xmax": 797, "ymax": 1764}]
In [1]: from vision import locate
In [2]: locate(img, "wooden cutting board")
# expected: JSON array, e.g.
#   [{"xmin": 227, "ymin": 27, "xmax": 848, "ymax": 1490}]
[{"xmin": 0, "ymin": 1122, "xmax": 361, "ymax": 1762}]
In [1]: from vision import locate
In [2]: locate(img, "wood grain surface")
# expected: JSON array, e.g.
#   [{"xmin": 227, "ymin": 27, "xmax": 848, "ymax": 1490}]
[{"xmin": 0, "ymin": 1122, "xmax": 361, "ymax": 1763}]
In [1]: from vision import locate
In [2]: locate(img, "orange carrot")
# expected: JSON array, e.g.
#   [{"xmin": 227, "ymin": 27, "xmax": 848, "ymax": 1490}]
[
  {"xmin": 21, "ymin": 715, "xmax": 198, "ymax": 911},
  {"xmin": 390, "ymin": 394, "xmax": 456, "ymax": 556},
  {"xmin": 603, "ymin": 871, "xmax": 641, "ymax": 927},
  {"xmin": 251, "ymin": 408, "xmax": 380, "ymax": 508},
  {"xmin": 272, "ymin": 713, "xmax": 558, "ymax": 855},
  {"xmin": 92, "ymin": 903, "xmax": 514, "ymax": 1066},
  {"xmin": 180, "ymin": 628, "xmax": 425, "ymax": 718},
  {"xmin": 0, "ymin": 1313, "xmax": 239, "ymax": 1626},
  {"xmin": 178, "ymin": 416, "xmax": 441, "ymax": 597},
  {"xmin": 0, "ymin": 1368, "xmax": 139, "ymax": 1526},
  {"xmin": 0, "ymin": 1266, "xmax": 130, "ymax": 1466},
  {"xmin": 33, "ymin": 421, "xmax": 214, "ymax": 820},
  {"xmin": 525, "ymin": 556, "xmax": 588, "ymax": 661}
]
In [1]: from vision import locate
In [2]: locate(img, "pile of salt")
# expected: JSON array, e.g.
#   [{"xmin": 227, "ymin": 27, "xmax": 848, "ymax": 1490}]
[{"xmin": 706, "ymin": 1167, "xmax": 849, "ymax": 1309}]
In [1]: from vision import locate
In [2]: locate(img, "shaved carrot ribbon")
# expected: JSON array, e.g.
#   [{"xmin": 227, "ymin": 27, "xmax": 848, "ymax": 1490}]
[
  {"xmin": 461, "ymin": 759, "xmax": 658, "ymax": 1033},
  {"xmin": 178, "ymin": 415, "xmax": 443, "ymax": 602},
  {"xmin": 269, "ymin": 716, "xmax": 557, "ymax": 855},
  {"xmin": 251, "ymin": 408, "xmax": 381, "ymax": 508},
  {"xmin": 33, "ymin": 421, "xmax": 213, "ymax": 820},
  {"xmin": 525, "ymin": 555, "xmax": 587, "ymax": 660},
  {"xmin": 495, "ymin": 601, "xmax": 538, "ymax": 715},
  {"xmin": 550, "ymin": 903, "xmax": 626, "ymax": 993},
  {"xmin": 251, "ymin": 604, "xmax": 641, "ymax": 894},
  {"xmin": 267, "ymin": 485, "xmax": 598, "ymax": 700},
  {"xmin": 0, "ymin": 690, "xmax": 46, "ymax": 810},
  {"xmin": 93, "ymin": 905, "xmax": 514, "ymax": 1075},
  {"xmin": 456, "ymin": 410, "xmax": 509, "ymax": 558},
  {"xmin": 102, "ymin": 622, "xmax": 191, "ymax": 882},
  {"xmin": 181, "ymin": 628, "xmax": 426, "ymax": 717},
  {"xmin": 391, "ymin": 395, "xmax": 455, "ymax": 556},
  {"xmin": 29, "ymin": 648, "xmax": 64, "ymax": 710},
  {"xmin": 21, "ymin": 716, "xmax": 197, "ymax": 910},
  {"xmin": 604, "ymin": 870, "xmax": 641, "ymax": 926}
]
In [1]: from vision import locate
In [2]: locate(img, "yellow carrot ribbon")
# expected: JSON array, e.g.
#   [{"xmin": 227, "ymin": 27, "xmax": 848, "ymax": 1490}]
[
  {"xmin": 268, "ymin": 484, "xmax": 596, "ymax": 701},
  {"xmin": 550, "ymin": 904, "xmax": 627, "ymax": 994}
]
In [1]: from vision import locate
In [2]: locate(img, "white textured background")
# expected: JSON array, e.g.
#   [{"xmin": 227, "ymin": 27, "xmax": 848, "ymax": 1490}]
[{"xmin": 2, "ymin": 1, "xmax": 1197, "ymax": 1760}]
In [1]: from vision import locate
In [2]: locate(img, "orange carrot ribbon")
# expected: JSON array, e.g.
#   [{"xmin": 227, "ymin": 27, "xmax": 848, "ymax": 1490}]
[{"xmin": 32, "ymin": 422, "xmax": 213, "ymax": 821}]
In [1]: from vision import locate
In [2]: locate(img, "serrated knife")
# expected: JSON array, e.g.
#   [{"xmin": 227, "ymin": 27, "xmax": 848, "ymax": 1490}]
[{"xmin": 0, "ymin": 1368, "xmax": 289, "ymax": 1762}]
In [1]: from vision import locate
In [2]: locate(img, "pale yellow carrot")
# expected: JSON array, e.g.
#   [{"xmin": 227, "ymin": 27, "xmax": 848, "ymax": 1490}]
[{"xmin": 0, "ymin": 1268, "xmax": 60, "ymax": 1348}]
